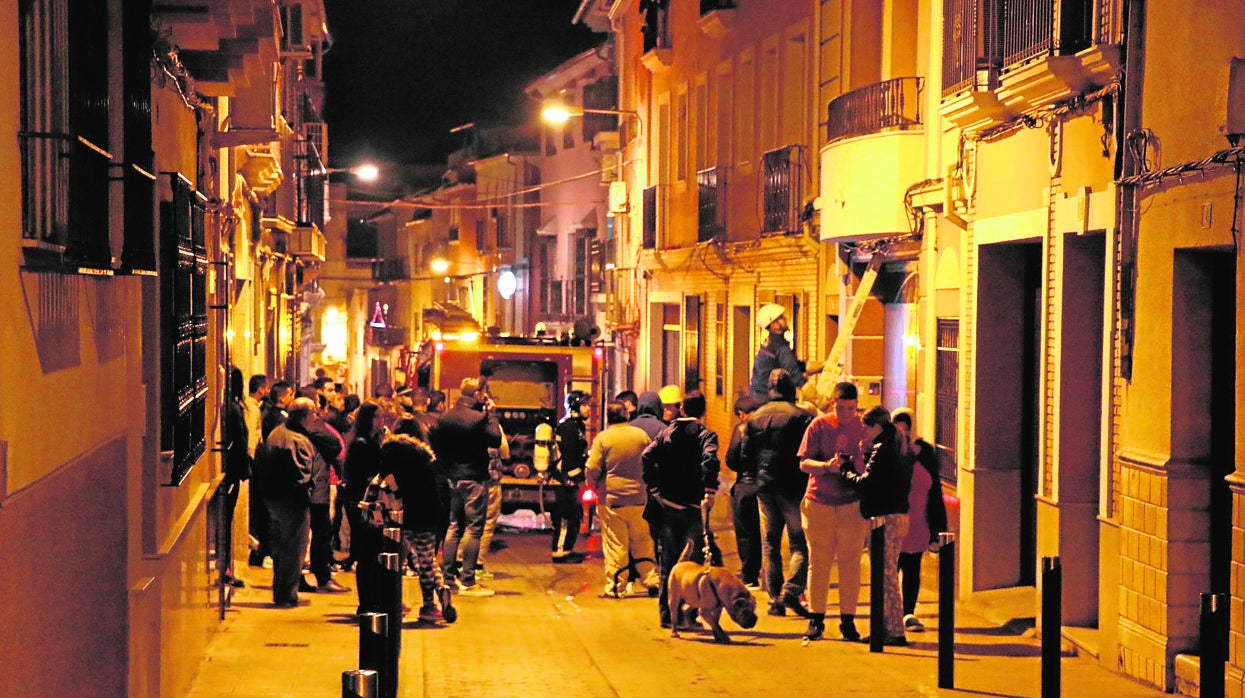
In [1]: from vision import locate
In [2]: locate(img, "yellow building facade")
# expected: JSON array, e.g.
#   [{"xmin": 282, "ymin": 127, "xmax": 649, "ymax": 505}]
[{"xmin": 0, "ymin": 1, "xmax": 330, "ymax": 695}]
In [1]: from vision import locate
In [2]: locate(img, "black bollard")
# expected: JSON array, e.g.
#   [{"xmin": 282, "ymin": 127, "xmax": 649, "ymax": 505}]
[
  {"xmin": 1200, "ymin": 592, "xmax": 1227, "ymax": 698},
  {"xmin": 377, "ymin": 552, "xmax": 403, "ymax": 698},
  {"xmin": 341, "ymin": 669, "xmax": 378, "ymax": 698},
  {"xmin": 358, "ymin": 612, "xmax": 387, "ymax": 681},
  {"xmin": 1040, "ymin": 556, "xmax": 1061, "ymax": 698},
  {"xmin": 937, "ymin": 532, "xmax": 957, "ymax": 689},
  {"xmin": 869, "ymin": 517, "xmax": 886, "ymax": 653},
  {"xmin": 382, "ymin": 525, "xmax": 403, "ymax": 557}
]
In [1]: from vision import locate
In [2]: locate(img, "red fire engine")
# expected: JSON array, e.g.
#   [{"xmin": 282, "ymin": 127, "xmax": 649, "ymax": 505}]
[{"xmin": 412, "ymin": 335, "xmax": 604, "ymax": 513}]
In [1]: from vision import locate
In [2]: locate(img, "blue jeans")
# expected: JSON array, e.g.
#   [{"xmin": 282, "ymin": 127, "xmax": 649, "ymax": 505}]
[
  {"xmin": 758, "ymin": 491, "xmax": 808, "ymax": 600},
  {"xmin": 441, "ymin": 480, "xmax": 488, "ymax": 586}
]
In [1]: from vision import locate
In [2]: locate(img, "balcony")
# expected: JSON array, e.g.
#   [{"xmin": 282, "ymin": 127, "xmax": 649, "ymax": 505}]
[
  {"xmin": 367, "ymin": 325, "xmax": 407, "ymax": 348},
  {"xmin": 640, "ymin": 4, "xmax": 672, "ymax": 72},
  {"xmin": 371, "ymin": 257, "xmax": 409, "ymax": 283},
  {"xmin": 940, "ymin": 0, "xmax": 1120, "ymax": 130},
  {"xmin": 827, "ymin": 77, "xmax": 923, "ymax": 144},
  {"xmin": 289, "ymin": 225, "xmax": 325, "ymax": 263},
  {"xmin": 19, "ymin": 132, "xmax": 113, "ymax": 273},
  {"xmin": 761, "ymin": 145, "xmax": 806, "ymax": 235},
  {"xmin": 698, "ymin": 0, "xmax": 736, "ymax": 39},
  {"xmin": 697, "ymin": 167, "xmax": 726, "ymax": 241}
]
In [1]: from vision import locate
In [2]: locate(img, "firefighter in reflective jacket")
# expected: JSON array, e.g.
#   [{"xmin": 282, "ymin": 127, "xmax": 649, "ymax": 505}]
[{"xmin": 551, "ymin": 390, "xmax": 590, "ymax": 563}]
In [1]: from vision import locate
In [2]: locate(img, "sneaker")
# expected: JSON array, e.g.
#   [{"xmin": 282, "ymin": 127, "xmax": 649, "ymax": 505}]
[
  {"xmin": 438, "ymin": 586, "xmax": 458, "ymax": 623},
  {"xmin": 767, "ymin": 602, "xmax": 786, "ymax": 617},
  {"xmin": 804, "ymin": 615, "xmax": 826, "ymax": 641},
  {"xmin": 904, "ymin": 614, "xmax": 926, "ymax": 632},
  {"xmin": 602, "ymin": 584, "xmax": 621, "ymax": 598},
  {"xmin": 459, "ymin": 583, "xmax": 496, "ymax": 597},
  {"xmin": 474, "ymin": 567, "xmax": 495, "ymax": 581},
  {"xmin": 417, "ymin": 605, "xmax": 442, "ymax": 623},
  {"xmin": 317, "ymin": 579, "xmax": 351, "ymax": 593},
  {"xmin": 552, "ymin": 551, "xmax": 585, "ymax": 564}
]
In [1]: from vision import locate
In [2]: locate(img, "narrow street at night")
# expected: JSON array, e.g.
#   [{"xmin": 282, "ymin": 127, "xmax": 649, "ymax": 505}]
[{"xmin": 188, "ymin": 510, "xmax": 1163, "ymax": 697}]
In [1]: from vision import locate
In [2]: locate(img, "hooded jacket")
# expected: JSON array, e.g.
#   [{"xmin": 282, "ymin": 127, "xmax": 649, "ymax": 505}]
[{"xmin": 630, "ymin": 390, "xmax": 666, "ymax": 440}]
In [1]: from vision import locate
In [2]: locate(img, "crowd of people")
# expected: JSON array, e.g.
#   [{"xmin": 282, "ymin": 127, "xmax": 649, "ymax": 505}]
[{"xmin": 218, "ymin": 303, "xmax": 946, "ymax": 642}]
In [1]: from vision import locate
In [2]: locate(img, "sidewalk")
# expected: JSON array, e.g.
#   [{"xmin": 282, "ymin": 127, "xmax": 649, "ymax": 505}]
[{"xmin": 188, "ymin": 531, "xmax": 1166, "ymax": 697}]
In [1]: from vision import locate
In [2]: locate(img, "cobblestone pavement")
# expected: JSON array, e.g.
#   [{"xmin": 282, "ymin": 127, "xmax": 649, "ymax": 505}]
[{"xmin": 189, "ymin": 519, "xmax": 1166, "ymax": 697}]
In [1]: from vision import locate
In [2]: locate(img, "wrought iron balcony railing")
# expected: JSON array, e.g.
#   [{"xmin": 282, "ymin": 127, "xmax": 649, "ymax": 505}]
[
  {"xmin": 942, "ymin": 0, "xmax": 1095, "ymax": 96},
  {"xmin": 20, "ymin": 132, "xmax": 113, "ymax": 271},
  {"xmin": 371, "ymin": 257, "xmax": 409, "ymax": 283},
  {"xmin": 761, "ymin": 145, "xmax": 805, "ymax": 235},
  {"xmin": 697, "ymin": 166, "xmax": 726, "ymax": 241},
  {"xmin": 827, "ymin": 77, "xmax": 924, "ymax": 144}
]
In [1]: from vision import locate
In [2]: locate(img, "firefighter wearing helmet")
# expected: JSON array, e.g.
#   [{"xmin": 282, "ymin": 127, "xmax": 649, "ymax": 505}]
[
  {"xmin": 749, "ymin": 303, "xmax": 807, "ymax": 401},
  {"xmin": 551, "ymin": 389, "xmax": 591, "ymax": 563}
]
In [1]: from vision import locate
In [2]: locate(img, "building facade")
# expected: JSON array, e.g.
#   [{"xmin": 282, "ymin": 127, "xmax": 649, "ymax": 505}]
[{"xmin": 0, "ymin": 1, "xmax": 329, "ymax": 694}]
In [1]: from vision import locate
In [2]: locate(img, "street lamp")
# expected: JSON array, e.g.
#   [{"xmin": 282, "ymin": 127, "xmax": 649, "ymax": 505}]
[
  {"xmin": 540, "ymin": 99, "xmax": 642, "ymax": 138},
  {"xmin": 320, "ymin": 163, "xmax": 380, "ymax": 181},
  {"xmin": 430, "ymin": 258, "xmax": 450, "ymax": 274}
]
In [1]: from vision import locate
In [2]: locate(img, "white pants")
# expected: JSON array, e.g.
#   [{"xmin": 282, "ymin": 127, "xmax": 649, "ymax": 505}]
[{"xmin": 599, "ymin": 504, "xmax": 660, "ymax": 591}]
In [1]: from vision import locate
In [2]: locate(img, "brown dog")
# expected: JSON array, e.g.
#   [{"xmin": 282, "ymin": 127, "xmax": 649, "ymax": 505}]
[{"xmin": 667, "ymin": 562, "xmax": 758, "ymax": 643}]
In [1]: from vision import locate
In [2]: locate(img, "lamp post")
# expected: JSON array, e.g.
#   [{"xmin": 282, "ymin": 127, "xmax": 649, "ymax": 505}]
[
  {"xmin": 320, "ymin": 163, "xmax": 380, "ymax": 181},
  {"xmin": 540, "ymin": 99, "xmax": 642, "ymax": 139}
]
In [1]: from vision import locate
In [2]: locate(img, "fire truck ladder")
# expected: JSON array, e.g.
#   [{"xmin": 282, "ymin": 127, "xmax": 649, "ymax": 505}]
[{"xmin": 815, "ymin": 251, "xmax": 885, "ymax": 397}]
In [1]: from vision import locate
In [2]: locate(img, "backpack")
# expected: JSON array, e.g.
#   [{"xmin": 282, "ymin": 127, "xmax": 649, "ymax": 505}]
[{"xmin": 358, "ymin": 473, "xmax": 403, "ymax": 530}]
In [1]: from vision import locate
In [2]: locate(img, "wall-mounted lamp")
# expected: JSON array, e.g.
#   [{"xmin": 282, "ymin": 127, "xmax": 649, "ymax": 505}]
[{"xmin": 430, "ymin": 258, "xmax": 450, "ymax": 274}]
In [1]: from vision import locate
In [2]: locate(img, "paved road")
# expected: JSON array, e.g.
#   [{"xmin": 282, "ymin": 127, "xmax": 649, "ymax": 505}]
[{"xmin": 190, "ymin": 522, "xmax": 1165, "ymax": 697}]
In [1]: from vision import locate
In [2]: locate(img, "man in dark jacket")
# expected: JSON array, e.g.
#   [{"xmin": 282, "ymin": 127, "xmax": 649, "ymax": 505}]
[
  {"xmin": 724, "ymin": 394, "xmax": 762, "ymax": 589},
  {"xmin": 840, "ymin": 405, "xmax": 912, "ymax": 645},
  {"xmin": 256, "ymin": 401, "xmax": 316, "ymax": 607},
  {"xmin": 641, "ymin": 390, "xmax": 720, "ymax": 628},
  {"xmin": 428, "ymin": 377, "xmax": 502, "ymax": 596},
  {"xmin": 741, "ymin": 369, "xmax": 815, "ymax": 617}
]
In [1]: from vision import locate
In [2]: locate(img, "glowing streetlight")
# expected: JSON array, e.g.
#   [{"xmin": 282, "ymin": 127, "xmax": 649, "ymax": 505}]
[
  {"xmin": 430, "ymin": 258, "xmax": 450, "ymax": 274},
  {"xmin": 540, "ymin": 99, "xmax": 642, "ymax": 137},
  {"xmin": 320, "ymin": 163, "xmax": 379, "ymax": 181}
]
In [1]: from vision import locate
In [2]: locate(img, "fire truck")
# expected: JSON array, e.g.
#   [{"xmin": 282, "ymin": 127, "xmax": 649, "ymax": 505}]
[{"xmin": 413, "ymin": 334, "xmax": 604, "ymax": 513}]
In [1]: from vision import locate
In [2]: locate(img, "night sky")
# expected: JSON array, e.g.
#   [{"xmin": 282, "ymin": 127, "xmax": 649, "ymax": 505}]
[{"xmin": 322, "ymin": 0, "xmax": 602, "ymax": 168}]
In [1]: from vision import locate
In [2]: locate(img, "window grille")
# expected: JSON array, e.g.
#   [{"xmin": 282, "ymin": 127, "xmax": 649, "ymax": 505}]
[
  {"xmin": 162, "ymin": 175, "xmax": 209, "ymax": 485},
  {"xmin": 935, "ymin": 319, "xmax": 959, "ymax": 485},
  {"xmin": 20, "ymin": 0, "xmax": 112, "ymax": 272},
  {"xmin": 697, "ymin": 166, "xmax": 726, "ymax": 241},
  {"xmin": 761, "ymin": 145, "xmax": 805, "ymax": 235}
]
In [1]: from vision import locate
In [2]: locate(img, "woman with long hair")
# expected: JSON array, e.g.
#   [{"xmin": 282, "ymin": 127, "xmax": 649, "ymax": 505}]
[{"xmin": 342, "ymin": 402, "xmax": 384, "ymax": 614}]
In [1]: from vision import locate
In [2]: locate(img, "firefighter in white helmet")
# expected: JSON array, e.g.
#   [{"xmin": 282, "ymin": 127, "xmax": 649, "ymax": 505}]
[{"xmin": 749, "ymin": 303, "xmax": 808, "ymax": 401}]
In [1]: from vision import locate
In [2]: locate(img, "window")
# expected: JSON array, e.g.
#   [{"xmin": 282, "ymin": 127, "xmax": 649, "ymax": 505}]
[
  {"xmin": 656, "ymin": 98, "xmax": 671, "ymax": 185},
  {"xmin": 476, "ymin": 219, "xmax": 487, "ymax": 251},
  {"xmin": 162, "ymin": 175, "xmax": 209, "ymax": 485},
  {"xmin": 676, "ymin": 89, "xmax": 689, "ymax": 182},
  {"xmin": 715, "ymin": 63, "xmax": 733, "ymax": 168},
  {"xmin": 641, "ymin": 0, "xmax": 671, "ymax": 53},
  {"xmin": 695, "ymin": 79, "xmax": 709, "ymax": 171},
  {"xmin": 761, "ymin": 145, "xmax": 806, "ymax": 234},
  {"xmin": 563, "ymin": 124, "xmax": 575, "ymax": 151},
  {"xmin": 572, "ymin": 231, "xmax": 592, "ymax": 316},
  {"xmin": 683, "ymin": 295, "xmax": 703, "ymax": 392},
  {"xmin": 537, "ymin": 236, "xmax": 560, "ymax": 316},
  {"xmin": 713, "ymin": 299, "xmax": 726, "ymax": 396},
  {"xmin": 935, "ymin": 319, "xmax": 959, "ymax": 484},
  {"xmin": 761, "ymin": 44, "xmax": 779, "ymax": 150},
  {"xmin": 582, "ymin": 76, "xmax": 619, "ymax": 143},
  {"xmin": 346, "ymin": 219, "xmax": 379, "ymax": 259},
  {"xmin": 120, "ymin": 0, "xmax": 156, "ymax": 274},
  {"xmin": 642, "ymin": 185, "xmax": 658, "ymax": 249},
  {"xmin": 20, "ymin": 0, "xmax": 112, "ymax": 272},
  {"xmin": 736, "ymin": 52, "xmax": 755, "ymax": 166}
]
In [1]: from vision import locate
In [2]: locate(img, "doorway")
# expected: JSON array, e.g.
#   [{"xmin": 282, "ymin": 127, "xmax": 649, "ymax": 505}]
[
  {"xmin": 1172, "ymin": 249, "xmax": 1235, "ymax": 609},
  {"xmin": 974, "ymin": 241, "xmax": 1041, "ymax": 589}
]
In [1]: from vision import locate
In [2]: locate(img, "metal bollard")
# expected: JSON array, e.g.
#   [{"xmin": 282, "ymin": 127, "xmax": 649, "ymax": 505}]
[
  {"xmin": 1040, "ymin": 556, "xmax": 1062, "ymax": 698},
  {"xmin": 937, "ymin": 532, "xmax": 957, "ymax": 689},
  {"xmin": 341, "ymin": 669, "xmax": 378, "ymax": 698},
  {"xmin": 358, "ymin": 612, "xmax": 387, "ymax": 679},
  {"xmin": 377, "ymin": 551, "xmax": 403, "ymax": 698},
  {"xmin": 869, "ymin": 517, "xmax": 886, "ymax": 653},
  {"xmin": 1200, "ymin": 592, "xmax": 1227, "ymax": 698},
  {"xmin": 382, "ymin": 526, "xmax": 403, "ymax": 557}
]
